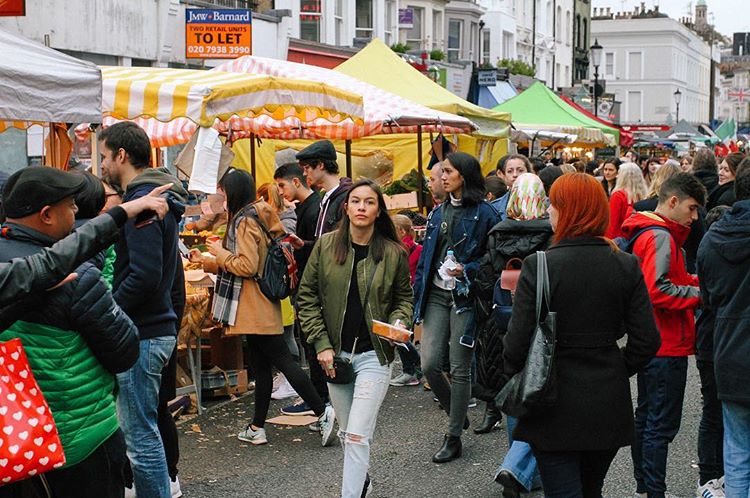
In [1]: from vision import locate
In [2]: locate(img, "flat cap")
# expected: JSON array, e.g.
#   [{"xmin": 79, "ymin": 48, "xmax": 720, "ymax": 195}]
[
  {"xmin": 2, "ymin": 167, "xmax": 86, "ymax": 218},
  {"xmin": 296, "ymin": 140, "xmax": 337, "ymax": 163}
]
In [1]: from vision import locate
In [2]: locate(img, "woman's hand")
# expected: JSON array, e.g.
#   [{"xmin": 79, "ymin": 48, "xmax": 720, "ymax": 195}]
[
  {"xmin": 188, "ymin": 249, "xmax": 203, "ymax": 264},
  {"xmin": 446, "ymin": 263, "xmax": 464, "ymax": 278},
  {"xmin": 207, "ymin": 239, "xmax": 223, "ymax": 256},
  {"xmin": 317, "ymin": 349, "xmax": 336, "ymax": 379}
]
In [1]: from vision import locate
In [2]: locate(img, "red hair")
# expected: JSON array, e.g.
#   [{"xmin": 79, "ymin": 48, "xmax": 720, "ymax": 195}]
[{"xmin": 549, "ymin": 173, "xmax": 610, "ymax": 243}]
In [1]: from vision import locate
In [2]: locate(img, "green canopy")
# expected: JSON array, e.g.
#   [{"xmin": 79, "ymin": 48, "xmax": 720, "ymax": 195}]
[
  {"xmin": 493, "ymin": 82, "xmax": 619, "ymax": 146},
  {"xmin": 715, "ymin": 118, "xmax": 736, "ymax": 143}
]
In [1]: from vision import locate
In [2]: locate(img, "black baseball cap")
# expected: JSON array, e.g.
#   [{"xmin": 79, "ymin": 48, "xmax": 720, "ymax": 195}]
[{"xmin": 2, "ymin": 167, "xmax": 87, "ymax": 218}]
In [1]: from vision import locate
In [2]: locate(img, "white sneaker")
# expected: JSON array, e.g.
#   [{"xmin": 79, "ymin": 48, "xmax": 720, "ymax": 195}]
[
  {"xmin": 271, "ymin": 377, "xmax": 298, "ymax": 400},
  {"xmin": 319, "ymin": 405, "xmax": 336, "ymax": 447},
  {"xmin": 272, "ymin": 373, "xmax": 284, "ymax": 392},
  {"xmin": 237, "ymin": 425, "xmax": 268, "ymax": 445},
  {"xmin": 124, "ymin": 485, "xmax": 136, "ymax": 498},
  {"xmin": 170, "ymin": 476, "xmax": 183, "ymax": 498},
  {"xmin": 696, "ymin": 478, "xmax": 725, "ymax": 498}
]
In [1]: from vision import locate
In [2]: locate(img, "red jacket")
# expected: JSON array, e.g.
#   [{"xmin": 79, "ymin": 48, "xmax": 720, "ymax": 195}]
[
  {"xmin": 621, "ymin": 212, "xmax": 700, "ymax": 356},
  {"xmin": 606, "ymin": 190, "xmax": 633, "ymax": 240},
  {"xmin": 402, "ymin": 235, "xmax": 422, "ymax": 286}
]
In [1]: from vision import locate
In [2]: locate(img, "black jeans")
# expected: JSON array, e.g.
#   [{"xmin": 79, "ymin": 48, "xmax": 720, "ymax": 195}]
[
  {"xmin": 247, "ymin": 334, "xmax": 326, "ymax": 427},
  {"xmin": 158, "ymin": 345, "xmax": 180, "ymax": 481},
  {"xmin": 696, "ymin": 357, "xmax": 724, "ymax": 484},
  {"xmin": 533, "ymin": 447, "xmax": 619, "ymax": 498},
  {"xmin": 0, "ymin": 430, "xmax": 128, "ymax": 498},
  {"xmin": 299, "ymin": 320, "xmax": 330, "ymax": 403},
  {"xmin": 396, "ymin": 341, "xmax": 422, "ymax": 376},
  {"xmin": 632, "ymin": 356, "xmax": 688, "ymax": 497}
]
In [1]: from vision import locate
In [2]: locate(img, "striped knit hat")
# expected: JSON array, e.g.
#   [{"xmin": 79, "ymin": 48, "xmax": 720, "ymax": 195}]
[{"xmin": 506, "ymin": 173, "xmax": 549, "ymax": 221}]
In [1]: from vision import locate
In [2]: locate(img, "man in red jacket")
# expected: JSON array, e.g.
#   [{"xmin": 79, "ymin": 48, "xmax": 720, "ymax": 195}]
[{"xmin": 621, "ymin": 173, "xmax": 706, "ymax": 498}]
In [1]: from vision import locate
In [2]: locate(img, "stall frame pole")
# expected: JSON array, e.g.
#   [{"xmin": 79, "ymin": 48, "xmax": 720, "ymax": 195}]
[
  {"xmin": 417, "ymin": 125, "xmax": 424, "ymax": 213},
  {"xmin": 345, "ymin": 139, "xmax": 353, "ymax": 178}
]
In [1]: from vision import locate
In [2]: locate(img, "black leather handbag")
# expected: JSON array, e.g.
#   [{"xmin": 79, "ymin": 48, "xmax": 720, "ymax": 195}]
[{"xmin": 495, "ymin": 251, "xmax": 558, "ymax": 418}]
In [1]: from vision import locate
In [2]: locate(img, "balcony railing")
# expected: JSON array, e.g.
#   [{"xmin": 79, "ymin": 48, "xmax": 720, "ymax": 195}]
[{"xmin": 182, "ymin": 0, "xmax": 256, "ymax": 9}]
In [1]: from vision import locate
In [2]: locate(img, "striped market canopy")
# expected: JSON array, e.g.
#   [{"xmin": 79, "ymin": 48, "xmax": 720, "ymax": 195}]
[
  {"xmin": 85, "ymin": 57, "xmax": 476, "ymax": 147},
  {"xmin": 99, "ymin": 66, "xmax": 365, "ymax": 128}
]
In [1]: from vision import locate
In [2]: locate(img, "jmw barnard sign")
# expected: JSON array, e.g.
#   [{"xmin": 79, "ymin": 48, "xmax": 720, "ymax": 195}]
[{"xmin": 186, "ymin": 9, "xmax": 252, "ymax": 59}]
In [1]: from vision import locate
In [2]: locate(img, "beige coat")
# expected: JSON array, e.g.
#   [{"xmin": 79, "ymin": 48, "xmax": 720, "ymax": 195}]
[{"xmin": 203, "ymin": 201, "xmax": 284, "ymax": 335}]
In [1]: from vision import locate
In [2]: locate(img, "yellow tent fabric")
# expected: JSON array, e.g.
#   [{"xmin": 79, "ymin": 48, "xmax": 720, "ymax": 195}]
[
  {"xmin": 100, "ymin": 66, "xmax": 365, "ymax": 128},
  {"xmin": 335, "ymin": 39, "xmax": 510, "ymax": 139},
  {"xmin": 230, "ymin": 134, "xmax": 507, "ymax": 187}
]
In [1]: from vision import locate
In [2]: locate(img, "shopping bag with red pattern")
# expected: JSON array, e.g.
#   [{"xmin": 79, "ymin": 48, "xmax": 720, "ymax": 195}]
[{"xmin": 0, "ymin": 338, "xmax": 65, "ymax": 485}]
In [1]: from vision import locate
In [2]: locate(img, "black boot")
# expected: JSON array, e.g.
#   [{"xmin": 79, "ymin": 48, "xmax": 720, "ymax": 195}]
[
  {"xmin": 474, "ymin": 402, "xmax": 502, "ymax": 434},
  {"xmin": 495, "ymin": 469, "xmax": 522, "ymax": 498},
  {"xmin": 432, "ymin": 435, "xmax": 462, "ymax": 463}
]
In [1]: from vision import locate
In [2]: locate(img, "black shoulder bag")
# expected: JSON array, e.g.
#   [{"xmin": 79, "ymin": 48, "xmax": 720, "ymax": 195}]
[
  {"xmin": 327, "ymin": 260, "xmax": 378, "ymax": 385},
  {"xmin": 495, "ymin": 251, "xmax": 558, "ymax": 418}
]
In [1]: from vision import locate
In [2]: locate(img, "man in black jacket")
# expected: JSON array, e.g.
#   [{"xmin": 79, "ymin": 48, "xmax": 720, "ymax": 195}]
[
  {"xmin": 100, "ymin": 121, "xmax": 185, "ymax": 498},
  {"xmin": 697, "ymin": 160, "xmax": 750, "ymax": 496},
  {"xmin": 0, "ymin": 167, "xmax": 139, "ymax": 497},
  {"xmin": 0, "ymin": 187, "xmax": 170, "ymax": 329}
]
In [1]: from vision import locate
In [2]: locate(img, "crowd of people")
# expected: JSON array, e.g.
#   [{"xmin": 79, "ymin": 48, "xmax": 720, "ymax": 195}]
[{"xmin": 1, "ymin": 120, "xmax": 750, "ymax": 498}]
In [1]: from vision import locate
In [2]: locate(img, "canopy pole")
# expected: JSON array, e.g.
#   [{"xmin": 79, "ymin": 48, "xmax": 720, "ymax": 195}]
[
  {"xmin": 90, "ymin": 125, "xmax": 100, "ymax": 178},
  {"xmin": 250, "ymin": 133, "xmax": 256, "ymax": 178},
  {"xmin": 345, "ymin": 140, "xmax": 352, "ymax": 178},
  {"xmin": 417, "ymin": 125, "xmax": 424, "ymax": 213}
]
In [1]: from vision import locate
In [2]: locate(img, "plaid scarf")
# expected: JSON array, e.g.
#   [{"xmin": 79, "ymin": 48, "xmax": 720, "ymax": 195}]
[{"xmin": 211, "ymin": 203, "xmax": 257, "ymax": 326}]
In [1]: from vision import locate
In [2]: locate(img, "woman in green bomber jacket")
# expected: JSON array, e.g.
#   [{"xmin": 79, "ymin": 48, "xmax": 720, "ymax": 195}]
[{"xmin": 297, "ymin": 179, "xmax": 414, "ymax": 498}]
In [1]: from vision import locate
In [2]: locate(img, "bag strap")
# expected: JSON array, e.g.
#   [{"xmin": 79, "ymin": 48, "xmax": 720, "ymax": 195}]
[
  {"xmin": 535, "ymin": 251, "xmax": 550, "ymax": 324},
  {"xmin": 249, "ymin": 211, "xmax": 277, "ymax": 246}
]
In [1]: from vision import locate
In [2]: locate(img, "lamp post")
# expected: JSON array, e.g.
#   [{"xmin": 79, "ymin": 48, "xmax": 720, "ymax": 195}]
[
  {"xmin": 590, "ymin": 39, "xmax": 603, "ymax": 117},
  {"xmin": 674, "ymin": 89, "xmax": 682, "ymax": 122}
]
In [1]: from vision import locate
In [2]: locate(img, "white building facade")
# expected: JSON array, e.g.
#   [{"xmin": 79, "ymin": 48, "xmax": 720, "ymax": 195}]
[
  {"xmin": 591, "ymin": 16, "xmax": 713, "ymax": 124},
  {"xmin": 0, "ymin": 0, "xmax": 292, "ymax": 66},
  {"xmin": 478, "ymin": 0, "xmax": 574, "ymax": 89}
]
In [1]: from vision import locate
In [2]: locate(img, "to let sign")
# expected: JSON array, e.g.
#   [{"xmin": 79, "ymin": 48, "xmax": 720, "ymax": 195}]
[
  {"xmin": 186, "ymin": 9, "xmax": 252, "ymax": 59},
  {"xmin": 0, "ymin": 0, "xmax": 25, "ymax": 16}
]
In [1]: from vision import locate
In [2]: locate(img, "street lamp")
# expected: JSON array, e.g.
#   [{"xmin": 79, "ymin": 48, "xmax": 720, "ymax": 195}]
[
  {"xmin": 590, "ymin": 39, "xmax": 603, "ymax": 117},
  {"xmin": 674, "ymin": 89, "xmax": 682, "ymax": 122}
]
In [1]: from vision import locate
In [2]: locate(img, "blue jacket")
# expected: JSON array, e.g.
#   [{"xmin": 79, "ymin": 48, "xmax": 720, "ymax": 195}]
[
  {"xmin": 697, "ymin": 199, "xmax": 750, "ymax": 402},
  {"xmin": 413, "ymin": 200, "xmax": 499, "ymax": 323},
  {"xmin": 113, "ymin": 179, "xmax": 185, "ymax": 340}
]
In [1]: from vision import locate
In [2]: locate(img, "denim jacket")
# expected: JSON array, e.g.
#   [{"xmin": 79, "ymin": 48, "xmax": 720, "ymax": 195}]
[{"xmin": 413, "ymin": 200, "xmax": 499, "ymax": 324}]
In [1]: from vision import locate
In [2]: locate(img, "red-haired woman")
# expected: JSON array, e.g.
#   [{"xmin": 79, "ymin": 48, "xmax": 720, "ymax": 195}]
[{"xmin": 502, "ymin": 173, "xmax": 660, "ymax": 497}]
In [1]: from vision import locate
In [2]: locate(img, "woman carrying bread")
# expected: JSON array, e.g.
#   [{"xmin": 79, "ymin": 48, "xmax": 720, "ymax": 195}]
[{"xmin": 296, "ymin": 178, "xmax": 414, "ymax": 498}]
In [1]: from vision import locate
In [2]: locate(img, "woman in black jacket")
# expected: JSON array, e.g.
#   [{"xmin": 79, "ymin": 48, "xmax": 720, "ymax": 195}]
[
  {"xmin": 502, "ymin": 173, "xmax": 661, "ymax": 497},
  {"xmin": 707, "ymin": 152, "xmax": 744, "ymax": 210}
]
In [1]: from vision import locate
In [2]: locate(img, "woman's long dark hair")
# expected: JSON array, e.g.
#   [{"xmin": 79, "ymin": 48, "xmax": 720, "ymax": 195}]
[
  {"xmin": 219, "ymin": 168, "xmax": 256, "ymax": 219},
  {"xmin": 333, "ymin": 178, "xmax": 404, "ymax": 265},
  {"xmin": 445, "ymin": 152, "xmax": 486, "ymax": 206}
]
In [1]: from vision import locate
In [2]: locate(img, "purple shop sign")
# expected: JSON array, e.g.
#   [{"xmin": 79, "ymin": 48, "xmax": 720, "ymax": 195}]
[{"xmin": 399, "ymin": 8, "xmax": 413, "ymax": 28}]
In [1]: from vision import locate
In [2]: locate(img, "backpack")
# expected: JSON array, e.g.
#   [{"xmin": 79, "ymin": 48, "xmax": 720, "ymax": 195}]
[
  {"xmin": 613, "ymin": 226, "xmax": 669, "ymax": 253},
  {"xmin": 251, "ymin": 214, "xmax": 299, "ymax": 301}
]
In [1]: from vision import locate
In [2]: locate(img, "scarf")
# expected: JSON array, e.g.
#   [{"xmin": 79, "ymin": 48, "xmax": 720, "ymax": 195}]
[
  {"xmin": 211, "ymin": 203, "xmax": 257, "ymax": 326},
  {"xmin": 506, "ymin": 173, "xmax": 549, "ymax": 221}
]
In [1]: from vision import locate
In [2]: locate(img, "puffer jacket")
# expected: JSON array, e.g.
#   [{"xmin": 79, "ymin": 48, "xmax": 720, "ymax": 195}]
[
  {"xmin": 0, "ymin": 208, "xmax": 127, "ymax": 328},
  {"xmin": 621, "ymin": 211, "xmax": 701, "ymax": 356},
  {"xmin": 0, "ymin": 222, "xmax": 139, "ymax": 467},
  {"xmin": 474, "ymin": 218, "xmax": 553, "ymax": 399},
  {"xmin": 297, "ymin": 232, "xmax": 414, "ymax": 366}
]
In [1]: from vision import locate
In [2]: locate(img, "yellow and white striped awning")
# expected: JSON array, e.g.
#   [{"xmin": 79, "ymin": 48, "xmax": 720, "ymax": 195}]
[{"xmin": 100, "ymin": 66, "xmax": 365, "ymax": 128}]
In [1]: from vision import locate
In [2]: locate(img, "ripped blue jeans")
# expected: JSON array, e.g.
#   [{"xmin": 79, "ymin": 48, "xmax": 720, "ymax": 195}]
[{"xmin": 328, "ymin": 350, "xmax": 391, "ymax": 498}]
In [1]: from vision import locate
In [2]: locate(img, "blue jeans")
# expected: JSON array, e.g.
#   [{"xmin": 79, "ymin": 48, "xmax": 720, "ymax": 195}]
[
  {"xmin": 396, "ymin": 341, "xmax": 421, "ymax": 376},
  {"xmin": 328, "ymin": 350, "xmax": 391, "ymax": 498},
  {"xmin": 496, "ymin": 416, "xmax": 541, "ymax": 491},
  {"xmin": 117, "ymin": 336, "xmax": 176, "ymax": 498},
  {"xmin": 631, "ymin": 356, "xmax": 687, "ymax": 498},
  {"xmin": 723, "ymin": 400, "xmax": 750, "ymax": 496}
]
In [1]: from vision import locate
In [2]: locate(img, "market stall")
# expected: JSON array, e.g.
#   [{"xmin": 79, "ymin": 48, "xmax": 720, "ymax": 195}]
[
  {"xmin": 334, "ymin": 38, "xmax": 512, "ymax": 174},
  {"xmin": 0, "ymin": 26, "xmax": 102, "ymax": 167},
  {"xmin": 493, "ymin": 81, "xmax": 619, "ymax": 149}
]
